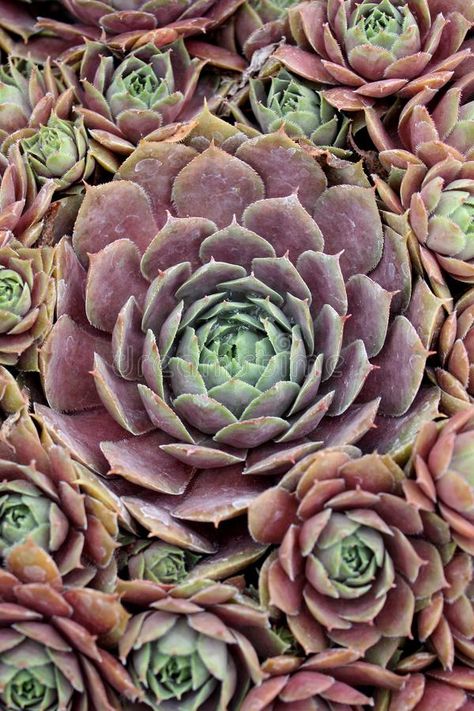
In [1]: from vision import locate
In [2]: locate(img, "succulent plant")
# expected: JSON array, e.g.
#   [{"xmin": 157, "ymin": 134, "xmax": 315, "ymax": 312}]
[
  {"xmin": 274, "ymin": 0, "xmax": 473, "ymax": 105},
  {"xmin": 0, "ymin": 56, "xmax": 73, "ymax": 151},
  {"xmin": 54, "ymin": 0, "xmax": 246, "ymax": 49},
  {"xmin": 248, "ymin": 447, "xmax": 448, "ymax": 660},
  {"xmin": 61, "ymin": 40, "xmax": 220, "ymax": 155},
  {"xmin": 375, "ymin": 155, "xmax": 474, "ymax": 296},
  {"xmin": 406, "ymin": 408, "xmax": 474, "ymax": 554},
  {"xmin": 213, "ymin": 0, "xmax": 297, "ymax": 61},
  {"xmin": 18, "ymin": 114, "xmax": 96, "ymax": 193},
  {"xmin": 0, "ymin": 538, "xmax": 139, "ymax": 710},
  {"xmin": 118, "ymin": 538, "xmax": 201, "ymax": 585},
  {"xmin": 375, "ymin": 71, "xmax": 474, "ymax": 165},
  {"xmin": 0, "ymin": 398, "xmax": 126, "ymax": 585},
  {"xmin": 118, "ymin": 579, "xmax": 279, "ymax": 710},
  {"xmin": 376, "ymin": 667, "xmax": 474, "ymax": 710},
  {"xmin": 2, "ymin": 0, "xmax": 474, "ymax": 702},
  {"xmin": 240, "ymin": 649, "xmax": 406, "ymax": 710},
  {"xmin": 0, "ymin": 143, "xmax": 56, "ymax": 246},
  {"xmin": 36, "ymin": 110, "xmax": 439, "ymax": 513},
  {"xmin": 0, "ymin": 235, "xmax": 54, "ymax": 369},
  {"xmin": 248, "ymin": 69, "xmax": 351, "ymax": 149},
  {"xmin": 430, "ymin": 288, "xmax": 474, "ymax": 413},
  {"xmin": 117, "ymin": 520, "xmax": 268, "ymax": 588}
]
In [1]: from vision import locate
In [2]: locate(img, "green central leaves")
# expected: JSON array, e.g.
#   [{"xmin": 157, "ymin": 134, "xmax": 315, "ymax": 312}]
[
  {"xmin": 21, "ymin": 116, "xmax": 83, "ymax": 179},
  {"xmin": 124, "ymin": 541, "xmax": 200, "ymax": 584},
  {"xmin": 8, "ymin": 671, "xmax": 47, "ymax": 709},
  {"xmin": 170, "ymin": 288, "xmax": 300, "ymax": 421},
  {"xmin": 0, "ymin": 269, "xmax": 27, "ymax": 314},
  {"xmin": 347, "ymin": 0, "xmax": 420, "ymax": 59},
  {"xmin": 156, "ymin": 654, "xmax": 195, "ymax": 699},
  {"xmin": 313, "ymin": 514, "xmax": 385, "ymax": 599},
  {"xmin": 268, "ymin": 74, "xmax": 321, "ymax": 121},
  {"xmin": 131, "ymin": 619, "xmax": 219, "ymax": 709},
  {"xmin": 125, "ymin": 69, "xmax": 163, "ymax": 106},
  {"xmin": 355, "ymin": 0, "xmax": 405, "ymax": 42},
  {"xmin": 106, "ymin": 50, "xmax": 178, "ymax": 118},
  {"xmin": 0, "ymin": 490, "xmax": 50, "ymax": 554},
  {"xmin": 23, "ymin": 120, "xmax": 77, "ymax": 174},
  {"xmin": 250, "ymin": 70, "xmax": 350, "ymax": 147}
]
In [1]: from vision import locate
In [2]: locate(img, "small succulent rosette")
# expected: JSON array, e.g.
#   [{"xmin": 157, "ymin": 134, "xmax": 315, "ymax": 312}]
[
  {"xmin": 0, "ymin": 235, "xmax": 55, "ymax": 369},
  {"xmin": 0, "ymin": 56, "xmax": 73, "ymax": 152},
  {"xmin": 46, "ymin": 0, "xmax": 246, "ymax": 53},
  {"xmin": 430, "ymin": 288, "xmax": 474, "ymax": 414},
  {"xmin": 0, "ymin": 539, "xmax": 139, "ymax": 710},
  {"xmin": 17, "ymin": 114, "xmax": 96, "ymax": 193},
  {"xmin": 118, "ymin": 578, "xmax": 282, "ymax": 710},
  {"xmin": 248, "ymin": 448, "xmax": 450, "ymax": 665},
  {"xmin": 0, "ymin": 391, "xmax": 133, "ymax": 587},
  {"xmin": 273, "ymin": 0, "xmax": 472, "ymax": 107},
  {"xmin": 245, "ymin": 69, "xmax": 351, "ymax": 152},
  {"xmin": 60, "ymin": 39, "xmax": 221, "ymax": 157}
]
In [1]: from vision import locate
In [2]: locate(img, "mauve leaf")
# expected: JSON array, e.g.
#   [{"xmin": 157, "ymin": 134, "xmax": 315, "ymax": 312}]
[
  {"xmin": 123, "ymin": 495, "xmax": 216, "ymax": 554},
  {"xmin": 313, "ymin": 186, "xmax": 383, "ymax": 279},
  {"xmin": 358, "ymin": 316, "xmax": 430, "ymax": 416},
  {"xmin": 242, "ymin": 195, "xmax": 324, "ymax": 263},
  {"xmin": 86, "ymin": 239, "xmax": 147, "ymax": 333},
  {"xmin": 41, "ymin": 315, "xmax": 111, "ymax": 413},
  {"xmin": 248, "ymin": 487, "xmax": 298, "ymax": 543},
  {"xmin": 72, "ymin": 182, "xmax": 157, "ymax": 266},
  {"xmin": 93, "ymin": 354, "xmax": 153, "ymax": 435},
  {"xmin": 173, "ymin": 466, "xmax": 269, "ymax": 524},
  {"xmin": 118, "ymin": 141, "xmax": 197, "ymax": 228},
  {"xmin": 343, "ymin": 275, "xmax": 393, "ymax": 358},
  {"xmin": 199, "ymin": 222, "xmax": 275, "ymax": 270},
  {"xmin": 35, "ymin": 404, "xmax": 129, "ymax": 474},
  {"xmin": 101, "ymin": 431, "xmax": 195, "ymax": 494},
  {"xmin": 214, "ymin": 417, "xmax": 289, "ymax": 448},
  {"xmin": 297, "ymin": 250, "xmax": 347, "ymax": 318},
  {"xmin": 235, "ymin": 132, "xmax": 327, "ymax": 214},
  {"xmin": 172, "ymin": 144, "xmax": 265, "ymax": 228},
  {"xmin": 142, "ymin": 216, "xmax": 216, "ymax": 278}
]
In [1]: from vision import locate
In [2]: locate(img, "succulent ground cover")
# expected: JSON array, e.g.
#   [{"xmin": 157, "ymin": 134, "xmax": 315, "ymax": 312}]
[{"xmin": 0, "ymin": 1, "xmax": 472, "ymax": 709}]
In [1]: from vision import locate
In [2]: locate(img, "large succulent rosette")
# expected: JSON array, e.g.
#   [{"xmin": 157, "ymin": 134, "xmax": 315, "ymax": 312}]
[
  {"xmin": 273, "ymin": 0, "xmax": 472, "ymax": 106},
  {"xmin": 0, "ymin": 388, "xmax": 129, "ymax": 586},
  {"xmin": 431, "ymin": 288, "xmax": 474, "ymax": 413},
  {"xmin": 38, "ymin": 112, "xmax": 439, "ymax": 500},
  {"xmin": 0, "ymin": 235, "xmax": 54, "ymax": 369},
  {"xmin": 248, "ymin": 447, "xmax": 448, "ymax": 661},
  {"xmin": 0, "ymin": 538, "xmax": 138, "ymax": 710},
  {"xmin": 118, "ymin": 579, "xmax": 281, "ymax": 710},
  {"xmin": 61, "ymin": 40, "xmax": 220, "ymax": 155}
]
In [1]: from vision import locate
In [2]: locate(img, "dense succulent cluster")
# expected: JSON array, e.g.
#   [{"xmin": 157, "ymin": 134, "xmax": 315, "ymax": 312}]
[{"xmin": 0, "ymin": 0, "xmax": 472, "ymax": 708}]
